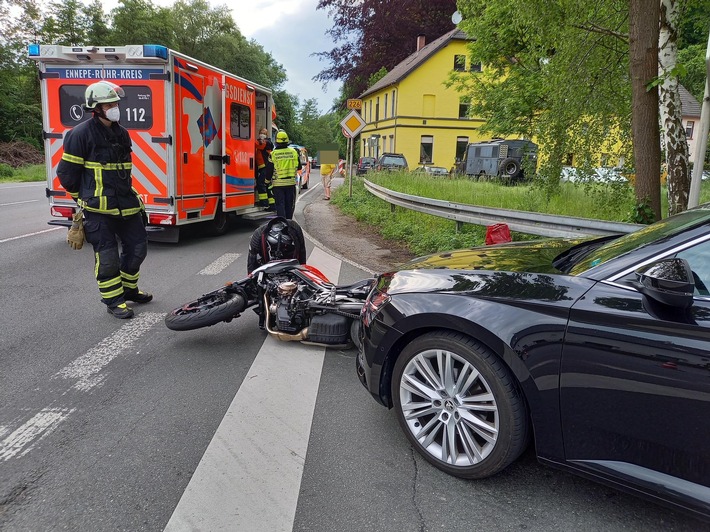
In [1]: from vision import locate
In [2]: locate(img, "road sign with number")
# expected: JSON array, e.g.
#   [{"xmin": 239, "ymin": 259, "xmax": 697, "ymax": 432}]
[
  {"xmin": 340, "ymin": 110, "xmax": 366, "ymax": 138},
  {"xmin": 346, "ymin": 99, "xmax": 362, "ymax": 110}
]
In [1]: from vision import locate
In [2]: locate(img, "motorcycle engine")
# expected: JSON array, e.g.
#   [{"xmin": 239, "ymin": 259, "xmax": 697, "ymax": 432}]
[{"xmin": 266, "ymin": 275, "xmax": 315, "ymax": 333}]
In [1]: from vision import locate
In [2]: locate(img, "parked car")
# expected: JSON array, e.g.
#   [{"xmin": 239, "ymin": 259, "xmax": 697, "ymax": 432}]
[
  {"xmin": 560, "ymin": 166, "xmax": 628, "ymax": 183},
  {"xmin": 356, "ymin": 204, "xmax": 710, "ymax": 520},
  {"xmin": 413, "ymin": 165, "xmax": 449, "ymax": 177},
  {"xmin": 357, "ymin": 157, "xmax": 376, "ymax": 175},
  {"xmin": 455, "ymin": 139, "xmax": 537, "ymax": 182},
  {"xmin": 375, "ymin": 153, "xmax": 408, "ymax": 172}
]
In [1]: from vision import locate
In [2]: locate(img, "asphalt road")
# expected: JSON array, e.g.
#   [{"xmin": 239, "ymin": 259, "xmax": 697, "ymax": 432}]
[{"xmin": 0, "ymin": 180, "xmax": 707, "ymax": 531}]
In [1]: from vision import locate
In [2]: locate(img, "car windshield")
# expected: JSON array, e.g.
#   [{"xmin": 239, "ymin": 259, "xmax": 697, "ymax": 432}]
[
  {"xmin": 566, "ymin": 206, "xmax": 710, "ymax": 274},
  {"xmin": 382, "ymin": 156, "xmax": 404, "ymax": 165}
]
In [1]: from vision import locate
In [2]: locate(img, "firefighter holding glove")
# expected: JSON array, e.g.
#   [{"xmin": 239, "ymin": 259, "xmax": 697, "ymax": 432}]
[{"xmin": 56, "ymin": 80, "xmax": 153, "ymax": 319}]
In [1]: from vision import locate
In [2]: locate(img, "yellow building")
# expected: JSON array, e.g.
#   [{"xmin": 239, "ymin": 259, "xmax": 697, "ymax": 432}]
[{"xmin": 359, "ymin": 29, "xmax": 507, "ymax": 171}]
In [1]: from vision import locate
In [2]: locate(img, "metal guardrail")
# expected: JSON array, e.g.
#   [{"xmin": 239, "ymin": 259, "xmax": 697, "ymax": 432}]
[{"xmin": 364, "ymin": 179, "xmax": 645, "ymax": 238}]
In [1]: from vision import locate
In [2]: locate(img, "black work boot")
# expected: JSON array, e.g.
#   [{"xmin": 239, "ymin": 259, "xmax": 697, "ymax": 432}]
[
  {"xmin": 107, "ymin": 302, "xmax": 134, "ymax": 319},
  {"xmin": 124, "ymin": 290, "xmax": 153, "ymax": 304}
]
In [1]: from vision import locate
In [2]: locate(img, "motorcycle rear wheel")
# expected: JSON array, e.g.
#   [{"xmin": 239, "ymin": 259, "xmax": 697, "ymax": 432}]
[{"xmin": 165, "ymin": 290, "xmax": 247, "ymax": 331}]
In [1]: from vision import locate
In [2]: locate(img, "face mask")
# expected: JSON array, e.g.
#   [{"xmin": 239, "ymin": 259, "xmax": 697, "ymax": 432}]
[
  {"xmin": 258, "ymin": 134, "xmax": 267, "ymax": 140},
  {"xmin": 105, "ymin": 106, "xmax": 121, "ymax": 122}
]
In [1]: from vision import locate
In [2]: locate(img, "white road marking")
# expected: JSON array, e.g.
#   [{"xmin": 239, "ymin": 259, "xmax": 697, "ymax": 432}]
[
  {"xmin": 0, "ymin": 183, "xmax": 45, "ymax": 189},
  {"xmin": 56, "ymin": 312, "xmax": 164, "ymax": 392},
  {"xmin": 0, "ymin": 199, "xmax": 39, "ymax": 207},
  {"xmin": 0, "ymin": 226, "xmax": 63, "ymax": 244},
  {"xmin": 0, "ymin": 407, "xmax": 76, "ymax": 461},
  {"xmin": 197, "ymin": 253, "xmax": 241, "ymax": 275},
  {"xmin": 165, "ymin": 246, "xmax": 342, "ymax": 532},
  {"xmin": 1, "ymin": 312, "xmax": 163, "ymax": 461}
]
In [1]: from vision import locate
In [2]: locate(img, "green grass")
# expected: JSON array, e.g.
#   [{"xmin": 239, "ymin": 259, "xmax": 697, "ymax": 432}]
[
  {"xmin": 0, "ymin": 164, "xmax": 45, "ymax": 183},
  {"xmin": 332, "ymin": 171, "xmax": 710, "ymax": 257}
]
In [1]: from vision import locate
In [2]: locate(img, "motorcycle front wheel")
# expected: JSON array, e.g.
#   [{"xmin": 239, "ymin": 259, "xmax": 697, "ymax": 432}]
[{"xmin": 165, "ymin": 290, "xmax": 247, "ymax": 331}]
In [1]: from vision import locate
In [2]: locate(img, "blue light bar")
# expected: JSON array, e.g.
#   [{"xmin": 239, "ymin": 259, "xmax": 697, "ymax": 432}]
[
  {"xmin": 143, "ymin": 45, "xmax": 168, "ymax": 60},
  {"xmin": 28, "ymin": 44, "xmax": 40, "ymax": 56}
]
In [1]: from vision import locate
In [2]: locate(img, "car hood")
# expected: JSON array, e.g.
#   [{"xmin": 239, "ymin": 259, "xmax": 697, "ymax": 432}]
[{"xmin": 398, "ymin": 238, "xmax": 588, "ymax": 274}]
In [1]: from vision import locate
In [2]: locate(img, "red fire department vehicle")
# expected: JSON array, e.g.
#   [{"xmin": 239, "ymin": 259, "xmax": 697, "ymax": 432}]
[{"xmin": 29, "ymin": 44, "xmax": 274, "ymax": 242}]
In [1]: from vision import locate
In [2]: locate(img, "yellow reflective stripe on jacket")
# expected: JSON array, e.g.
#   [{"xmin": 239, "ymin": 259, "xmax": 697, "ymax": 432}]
[
  {"xmin": 61, "ymin": 153, "xmax": 84, "ymax": 165},
  {"xmin": 84, "ymin": 162, "xmax": 133, "ymax": 170}
]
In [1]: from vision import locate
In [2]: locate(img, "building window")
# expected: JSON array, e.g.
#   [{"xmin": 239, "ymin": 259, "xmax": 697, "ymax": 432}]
[
  {"xmin": 470, "ymin": 62, "xmax": 482, "ymax": 72},
  {"xmin": 390, "ymin": 134, "xmax": 394, "ymax": 153},
  {"xmin": 363, "ymin": 101, "xmax": 368, "ymax": 123},
  {"xmin": 454, "ymin": 55, "xmax": 466, "ymax": 72},
  {"xmin": 686, "ymin": 120, "xmax": 695, "ymax": 140},
  {"xmin": 391, "ymin": 90, "xmax": 395, "ymax": 116},
  {"xmin": 420, "ymin": 135, "xmax": 433, "ymax": 164},
  {"xmin": 455, "ymin": 136, "xmax": 468, "ymax": 162},
  {"xmin": 458, "ymin": 98, "xmax": 470, "ymax": 119},
  {"xmin": 384, "ymin": 93, "xmax": 388, "ymax": 119},
  {"xmin": 376, "ymin": 96, "xmax": 380, "ymax": 122},
  {"xmin": 369, "ymin": 100, "xmax": 372, "ymax": 123}
]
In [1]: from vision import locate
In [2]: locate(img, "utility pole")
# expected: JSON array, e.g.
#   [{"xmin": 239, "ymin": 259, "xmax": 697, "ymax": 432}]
[{"xmin": 688, "ymin": 28, "xmax": 710, "ymax": 208}]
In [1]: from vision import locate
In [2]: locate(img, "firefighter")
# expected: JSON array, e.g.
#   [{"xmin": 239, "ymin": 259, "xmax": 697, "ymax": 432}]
[
  {"xmin": 56, "ymin": 80, "xmax": 152, "ymax": 319},
  {"xmin": 270, "ymin": 130, "xmax": 302, "ymax": 219},
  {"xmin": 255, "ymin": 127, "xmax": 275, "ymax": 209}
]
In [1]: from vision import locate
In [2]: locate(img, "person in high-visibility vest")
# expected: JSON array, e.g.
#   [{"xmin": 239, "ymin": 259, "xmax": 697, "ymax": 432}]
[{"xmin": 270, "ymin": 130, "xmax": 302, "ymax": 219}]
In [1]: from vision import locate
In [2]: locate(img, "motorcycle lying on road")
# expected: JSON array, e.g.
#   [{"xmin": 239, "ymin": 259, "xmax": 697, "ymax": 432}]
[{"xmin": 165, "ymin": 259, "xmax": 374, "ymax": 347}]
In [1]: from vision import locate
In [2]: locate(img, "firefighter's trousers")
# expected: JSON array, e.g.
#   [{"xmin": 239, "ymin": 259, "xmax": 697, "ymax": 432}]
[
  {"xmin": 258, "ymin": 165, "xmax": 275, "ymax": 208},
  {"xmin": 83, "ymin": 211, "xmax": 148, "ymax": 307}
]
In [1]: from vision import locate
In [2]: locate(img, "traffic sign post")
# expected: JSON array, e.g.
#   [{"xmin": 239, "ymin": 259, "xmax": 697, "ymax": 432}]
[{"xmin": 340, "ymin": 110, "xmax": 367, "ymax": 197}]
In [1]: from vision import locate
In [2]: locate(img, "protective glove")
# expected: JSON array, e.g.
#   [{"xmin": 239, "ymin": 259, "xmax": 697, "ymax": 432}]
[{"xmin": 67, "ymin": 209, "xmax": 85, "ymax": 250}]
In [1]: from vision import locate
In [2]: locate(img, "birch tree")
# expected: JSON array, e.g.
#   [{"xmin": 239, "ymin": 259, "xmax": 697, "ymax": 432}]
[{"xmin": 659, "ymin": 0, "xmax": 690, "ymax": 215}]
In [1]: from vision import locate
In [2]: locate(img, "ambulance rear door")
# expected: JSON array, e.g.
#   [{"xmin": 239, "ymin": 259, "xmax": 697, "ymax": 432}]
[{"xmin": 222, "ymin": 75, "xmax": 256, "ymax": 211}]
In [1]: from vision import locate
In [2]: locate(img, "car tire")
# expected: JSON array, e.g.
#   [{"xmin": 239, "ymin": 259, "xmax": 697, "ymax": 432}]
[{"xmin": 391, "ymin": 331, "xmax": 529, "ymax": 479}]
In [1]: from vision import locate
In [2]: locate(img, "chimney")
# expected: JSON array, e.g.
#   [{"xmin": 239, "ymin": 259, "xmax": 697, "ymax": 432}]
[{"xmin": 417, "ymin": 34, "xmax": 426, "ymax": 52}]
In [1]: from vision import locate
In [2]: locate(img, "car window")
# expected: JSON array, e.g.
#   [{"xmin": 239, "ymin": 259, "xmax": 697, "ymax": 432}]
[{"xmin": 569, "ymin": 208, "xmax": 710, "ymax": 275}]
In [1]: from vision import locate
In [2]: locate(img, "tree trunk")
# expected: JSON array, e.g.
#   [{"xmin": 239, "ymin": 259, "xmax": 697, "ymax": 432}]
[
  {"xmin": 629, "ymin": 0, "xmax": 662, "ymax": 221},
  {"xmin": 659, "ymin": 0, "xmax": 690, "ymax": 216}
]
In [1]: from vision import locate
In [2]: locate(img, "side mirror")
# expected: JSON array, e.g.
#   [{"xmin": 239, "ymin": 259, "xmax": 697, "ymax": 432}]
[{"xmin": 632, "ymin": 258, "xmax": 694, "ymax": 308}]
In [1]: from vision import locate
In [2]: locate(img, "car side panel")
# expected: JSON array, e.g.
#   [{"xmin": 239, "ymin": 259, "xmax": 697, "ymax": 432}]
[
  {"xmin": 560, "ymin": 281, "xmax": 710, "ymax": 513},
  {"xmin": 362, "ymin": 273, "xmax": 596, "ymax": 461}
]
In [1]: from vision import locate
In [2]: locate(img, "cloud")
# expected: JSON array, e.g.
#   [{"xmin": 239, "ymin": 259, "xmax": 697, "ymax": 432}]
[{"xmin": 239, "ymin": 0, "xmax": 342, "ymax": 114}]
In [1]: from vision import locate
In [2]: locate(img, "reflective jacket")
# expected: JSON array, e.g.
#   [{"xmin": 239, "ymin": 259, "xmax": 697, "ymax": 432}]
[
  {"xmin": 255, "ymin": 138, "xmax": 274, "ymax": 170},
  {"xmin": 57, "ymin": 116, "xmax": 143, "ymax": 216},
  {"xmin": 271, "ymin": 144, "xmax": 301, "ymax": 187}
]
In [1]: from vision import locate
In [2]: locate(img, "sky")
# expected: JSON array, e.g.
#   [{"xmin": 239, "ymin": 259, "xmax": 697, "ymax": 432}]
[{"xmin": 233, "ymin": 0, "xmax": 342, "ymax": 114}]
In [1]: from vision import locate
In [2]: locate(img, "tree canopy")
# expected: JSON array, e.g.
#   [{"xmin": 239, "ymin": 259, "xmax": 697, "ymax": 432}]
[
  {"xmin": 315, "ymin": 0, "xmax": 458, "ymax": 99},
  {"xmin": 0, "ymin": 0, "xmax": 298, "ymax": 147}
]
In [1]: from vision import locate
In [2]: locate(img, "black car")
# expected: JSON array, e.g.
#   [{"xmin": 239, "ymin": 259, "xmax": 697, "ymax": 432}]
[
  {"xmin": 357, "ymin": 156, "xmax": 376, "ymax": 175},
  {"xmin": 375, "ymin": 153, "xmax": 408, "ymax": 172},
  {"xmin": 357, "ymin": 205, "xmax": 710, "ymax": 520}
]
